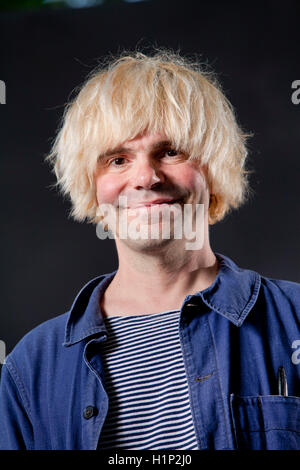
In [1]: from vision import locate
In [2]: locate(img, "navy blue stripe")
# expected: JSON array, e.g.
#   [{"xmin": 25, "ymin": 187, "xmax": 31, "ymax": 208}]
[{"xmin": 98, "ymin": 310, "xmax": 198, "ymax": 450}]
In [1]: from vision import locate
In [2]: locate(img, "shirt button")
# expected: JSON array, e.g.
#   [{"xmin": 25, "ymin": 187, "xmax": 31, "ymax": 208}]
[{"xmin": 83, "ymin": 406, "xmax": 98, "ymax": 419}]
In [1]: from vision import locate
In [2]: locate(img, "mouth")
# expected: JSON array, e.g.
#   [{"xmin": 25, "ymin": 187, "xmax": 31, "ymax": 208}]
[{"xmin": 127, "ymin": 198, "xmax": 184, "ymax": 209}]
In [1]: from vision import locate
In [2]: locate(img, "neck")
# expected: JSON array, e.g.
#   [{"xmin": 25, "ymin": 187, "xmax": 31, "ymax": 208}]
[{"xmin": 101, "ymin": 233, "xmax": 219, "ymax": 316}]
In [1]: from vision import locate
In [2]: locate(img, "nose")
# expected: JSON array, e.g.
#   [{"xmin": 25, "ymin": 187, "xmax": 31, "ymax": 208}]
[{"xmin": 133, "ymin": 158, "xmax": 165, "ymax": 189}]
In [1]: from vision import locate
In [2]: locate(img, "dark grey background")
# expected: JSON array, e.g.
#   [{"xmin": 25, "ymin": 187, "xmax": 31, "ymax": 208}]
[{"xmin": 0, "ymin": 0, "xmax": 299, "ymax": 356}]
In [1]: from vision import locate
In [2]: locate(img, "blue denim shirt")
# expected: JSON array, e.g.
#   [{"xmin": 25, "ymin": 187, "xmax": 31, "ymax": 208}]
[{"xmin": 1, "ymin": 252, "xmax": 300, "ymax": 450}]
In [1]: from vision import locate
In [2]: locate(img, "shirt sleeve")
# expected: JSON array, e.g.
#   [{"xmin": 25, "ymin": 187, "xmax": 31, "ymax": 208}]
[{"xmin": 0, "ymin": 362, "xmax": 34, "ymax": 450}]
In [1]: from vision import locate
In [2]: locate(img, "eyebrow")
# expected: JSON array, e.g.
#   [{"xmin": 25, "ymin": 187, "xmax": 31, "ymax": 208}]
[{"xmin": 98, "ymin": 140, "xmax": 175, "ymax": 161}]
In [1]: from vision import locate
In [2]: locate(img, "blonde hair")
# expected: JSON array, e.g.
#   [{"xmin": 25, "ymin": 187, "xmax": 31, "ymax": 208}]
[{"xmin": 45, "ymin": 49, "xmax": 253, "ymax": 225}]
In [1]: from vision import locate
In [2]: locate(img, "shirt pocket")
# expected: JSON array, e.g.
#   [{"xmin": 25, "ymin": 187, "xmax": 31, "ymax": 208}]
[{"xmin": 230, "ymin": 394, "xmax": 300, "ymax": 450}]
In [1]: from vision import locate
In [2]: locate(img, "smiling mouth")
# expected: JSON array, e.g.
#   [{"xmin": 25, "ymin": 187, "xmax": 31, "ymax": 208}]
[
  {"xmin": 143, "ymin": 199, "xmax": 183, "ymax": 207},
  {"xmin": 127, "ymin": 198, "xmax": 184, "ymax": 209}
]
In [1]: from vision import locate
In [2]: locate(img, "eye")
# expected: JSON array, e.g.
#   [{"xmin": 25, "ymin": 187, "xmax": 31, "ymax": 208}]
[
  {"xmin": 164, "ymin": 149, "xmax": 179, "ymax": 157},
  {"xmin": 110, "ymin": 157, "xmax": 126, "ymax": 166}
]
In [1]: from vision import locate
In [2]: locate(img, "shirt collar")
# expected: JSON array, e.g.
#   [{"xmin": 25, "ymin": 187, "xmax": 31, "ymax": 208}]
[
  {"xmin": 187, "ymin": 252, "xmax": 261, "ymax": 327},
  {"xmin": 63, "ymin": 252, "xmax": 261, "ymax": 347}
]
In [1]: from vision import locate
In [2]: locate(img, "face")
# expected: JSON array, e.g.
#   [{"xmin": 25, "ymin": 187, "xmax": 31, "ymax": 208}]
[{"xmin": 94, "ymin": 131, "xmax": 210, "ymax": 251}]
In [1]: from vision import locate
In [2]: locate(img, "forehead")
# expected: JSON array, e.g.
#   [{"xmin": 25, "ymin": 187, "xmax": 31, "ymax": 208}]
[
  {"xmin": 103, "ymin": 131, "xmax": 175, "ymax": 158},
  {"xmin": 124, "ymin": 131, "xmax": 168, "ymax": 149},
  {"xmin": 121, "ymin": 131, "xmax": 171, "ymax": 149}
]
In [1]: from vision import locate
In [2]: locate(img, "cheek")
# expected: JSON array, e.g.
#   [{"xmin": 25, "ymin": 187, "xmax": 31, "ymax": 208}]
[
  {"xmin": 171, "ymin": 165, "xmax": 208, "ymax": 193},
  {"xmin": 95, "ymin": 174, "xmax": 123, "ymax": 205}
]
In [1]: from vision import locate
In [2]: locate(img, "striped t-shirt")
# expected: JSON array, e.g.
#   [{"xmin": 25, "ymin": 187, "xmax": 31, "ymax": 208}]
[{"xmin": 97, "ymin": 309, "xmax": 198, "ymax": 450}]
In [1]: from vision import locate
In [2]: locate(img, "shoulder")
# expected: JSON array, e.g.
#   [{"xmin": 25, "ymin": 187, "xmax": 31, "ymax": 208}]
[
  {"xmin": 260, "ymin": 275, "xmax": 300, "ymax": 303},
  {"xmin": 0, "ymin": 311, "xmax": 72, "ymax": 413},
  {"xmin": 4, "ymin": 272, "xmax": 111, "ymax": 367},
  {"xmin": 221, "ymin": 251, "xmax": 300, "ymax": 304},
  {"xmin": 255, "ymin": 274, "xmax": 300, "ymax": 325},
  {"xmin": 5, "ymin": 312, "xmax": 70, "ymax": 371},
  {"xmin": 216, "ymin": 252, "xmax": 300, "ymax": 322}
]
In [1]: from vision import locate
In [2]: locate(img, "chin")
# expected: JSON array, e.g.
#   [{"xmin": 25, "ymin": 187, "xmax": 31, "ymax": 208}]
[{"xmin": 118, "ymin": 232, "xmax": 178, "ymax": 252}]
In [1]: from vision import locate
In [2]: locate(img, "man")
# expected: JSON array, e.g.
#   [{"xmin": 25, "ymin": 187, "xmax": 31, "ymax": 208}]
[{"xmin": 0, "ymin": 50, "xmax": 300, "ymax": 450}]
